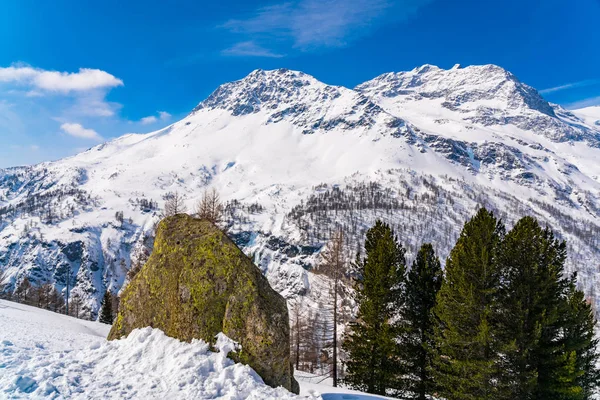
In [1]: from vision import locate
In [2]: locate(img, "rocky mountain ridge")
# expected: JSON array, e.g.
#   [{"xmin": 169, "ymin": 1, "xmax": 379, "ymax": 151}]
[{"xmin": 1, "ymin": 64, "xmax": 599, "ymax": 317}]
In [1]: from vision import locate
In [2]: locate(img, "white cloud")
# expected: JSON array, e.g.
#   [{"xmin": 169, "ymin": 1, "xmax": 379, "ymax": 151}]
[
  {"xmin": 221, "ymin": 41, "xmax": 284, "ymax": 58},
  {"xmin": 0, "ymin": 65, "xmax": 123, "ymax": 93},
  {"xmin": 140, "ymin": 115, "xmax": 158, "ymax": 125},
  {"xmin": 540, "ymin": 79, "xmax": 600, "ymax": 95},
  {"xmin": 140, "ymin": 111, "xmax": 172, "ymax": 125},
  {"xmin": 69, "ymin": 91, "xmax": 121, "ymax": 117},
  {"xmin": 220, "ymin": 0, "xmax": 432, "ymax": 54},
  {"xmin": 60, "ymin": 123, "xmax": 103, "ymax": 141},
  {"xmin": 1, "ymin": 63, "xmax": 123, "ymax": 133}
]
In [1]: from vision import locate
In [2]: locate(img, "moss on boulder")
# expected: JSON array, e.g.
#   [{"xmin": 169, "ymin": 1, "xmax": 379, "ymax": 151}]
[{"xmin": 108, "ymin": 214, "xmax": 299, "ymax": 393}]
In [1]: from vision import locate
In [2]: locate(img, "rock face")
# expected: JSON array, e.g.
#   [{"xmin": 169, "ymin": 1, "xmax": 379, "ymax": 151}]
[{"xmin": 108, "ymin": 214, "xmax": 299, "ymax": 394}]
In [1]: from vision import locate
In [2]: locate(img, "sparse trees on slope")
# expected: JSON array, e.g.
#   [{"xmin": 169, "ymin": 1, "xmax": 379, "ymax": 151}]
[
  {"xmin": 163, "ymin": 191, "xmax": 187, "ymax": 217},
  {"xmin": 15, "ymin": 277, "xmax": 32, "ymax": 304},
  {"xmin": 99, "ymin": 290, "xmax": 114, "ymax": 324},
  {"xmin": 343, "ymin": 220, "xmax": 406, "ymax": 396},
  {"xmin": 195, "ymin": 188, "xmax": 224, "ymax": 226},
  {"xmin": 431, "ymin": 208, "xmax": 505, "ymax": 400},
  {"xmin": 46, "ymin": 285, "xmax": 64, "ymax": 312},
  {"xmin": 400, "ymin": 243, "xmax": 443, "ymax": 400}
]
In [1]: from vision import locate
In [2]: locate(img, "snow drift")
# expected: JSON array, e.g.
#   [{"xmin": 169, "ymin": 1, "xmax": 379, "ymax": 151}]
[{"xmin": 0, "ymin": 300, "xmax": 315, "ymax": 399}]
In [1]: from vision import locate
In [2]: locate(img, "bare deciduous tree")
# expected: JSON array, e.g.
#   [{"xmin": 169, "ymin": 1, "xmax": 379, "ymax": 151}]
[
  {"xmin": 316, "ymin": 229, "xmax": 349, "ymax": 387},
  {"xmin": 69, "ymin": 293, "xmax": 83, "ymax": 319},
  {"xmin": 195, "ymin": 188, "xmax": 224, "ymax": 226},
  {"xmin": 15, "ymin": 277, "xmax": 32, "ymax": 304},
  {"xmin": 163, "ymin": 191, "xmax": 187, "ymax": 217},
  {"xmin": 289, "ymin": 298, "xmax": 308, "ymax": 371}
]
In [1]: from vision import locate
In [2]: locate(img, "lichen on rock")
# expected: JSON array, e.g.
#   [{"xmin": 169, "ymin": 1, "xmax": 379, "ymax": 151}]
[{"xmin": 108, "ymin": 214, "xmax": 299, "ymax": 393}]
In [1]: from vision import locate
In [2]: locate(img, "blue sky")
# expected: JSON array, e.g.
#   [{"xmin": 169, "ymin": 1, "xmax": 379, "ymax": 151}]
[{"xmin": 1, "ymin": 0, "xmax": 599, "ymax": 167}]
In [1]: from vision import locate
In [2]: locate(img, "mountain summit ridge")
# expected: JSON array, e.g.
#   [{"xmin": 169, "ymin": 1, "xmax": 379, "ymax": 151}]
[{"xmin": 1, "ymin": 64, "xmax": 599, "ymax": 317}]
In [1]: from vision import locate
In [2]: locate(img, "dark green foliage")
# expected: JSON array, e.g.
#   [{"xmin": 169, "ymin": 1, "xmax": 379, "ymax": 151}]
[
  {"xmin": 343, "ymin": 220, "xmax": 406, "ymax": 396},
  {"xmin": 496, "ymin": 216, "xmax": 569, "ymax": 399},
  {"xmin": 563, "ymin": 276, "xmax": 600, "ymax": 399},
  {"xmin": 99, "ymin": 290, "xmax": 113, "ymax": 325},
  {"xmin": 430, "ymin": 208, "xmax": 505, "ymax": 400},
  {"xmin": 400, "ymin": 243, "xmax": 443, "ymax": 400}
]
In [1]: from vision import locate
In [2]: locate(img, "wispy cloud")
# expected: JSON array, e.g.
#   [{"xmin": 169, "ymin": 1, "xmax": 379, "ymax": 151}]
[
  {"xmin": 140, "ymin": 115, "xmax": 158, "ymax": 125},
  {"xmin": 60, "ymin": 122, "xmax": 103, "ymax": 141},
  {"xmin": 540, "ymin": 79, "xmax": 600, "ymax": 94},
  {"xmin": 69, "ymin": 91, "xmax": 122, "ymax": 117},
  {"xmin": 140, "ymin": 110, "xmax": 172, "ymax": 125},
  {"xmin": 565, "ymin": 96, "xmax": 600, "ymax": 110},
  {"xmin": 220, "ymin": 0, "xmax": 432, "ymax": 56},
  {"xmin": 9, "ymin": 144, "xmax": 40, "ymax": 152},
  {"xmin": 221, "ymin": 41, "xmax": 284, "ymax": 58}
]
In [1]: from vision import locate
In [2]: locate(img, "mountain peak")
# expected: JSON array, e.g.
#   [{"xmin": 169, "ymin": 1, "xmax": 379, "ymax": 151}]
[
  {"xmin": 191, "ymin": 68, "xmax": 322, "ymax": 115},
  {"xmin": 356, "ymin": 63, "xmax": 555, "ymax": 117}
]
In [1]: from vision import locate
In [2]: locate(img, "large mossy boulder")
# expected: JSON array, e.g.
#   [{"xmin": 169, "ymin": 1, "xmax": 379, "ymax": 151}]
[{"xmin": 108, "ymin": 214, "xmax": 299, "ymax": 393}]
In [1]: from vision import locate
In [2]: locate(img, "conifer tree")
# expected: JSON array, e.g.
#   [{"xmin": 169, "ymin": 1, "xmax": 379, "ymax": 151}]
[
  {"xmin": 400, "ymin": 243, "xmax": 443, "ymax": 400},
  {"xmin": 431, "ymin": 208, "xmax": 505, "ymax": 400},
  {"xmin": 496, "ymin": 217, "xmax": 581, "ymax": 399},
  {"xmin": 99, "ymin": 290, "xmax": 114, "ymax": 324},
  {"xmin": 343, "ymin": 220, "xmax": 406, "ymax": 396},
  {"xmin": 563, "ymin": 276, "xmax": 600, "ymax": 399}
]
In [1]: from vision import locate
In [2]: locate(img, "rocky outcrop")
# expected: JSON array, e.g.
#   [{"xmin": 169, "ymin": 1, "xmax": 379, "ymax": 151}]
[{"xmin": 108, "ymin": 214, "xmax": 299, "ymax": 394}]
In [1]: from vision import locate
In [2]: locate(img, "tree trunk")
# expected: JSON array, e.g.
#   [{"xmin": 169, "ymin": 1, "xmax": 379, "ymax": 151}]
[{"xmin": 333, "ymin": 269, "xmax": 338, "ymax": 387}]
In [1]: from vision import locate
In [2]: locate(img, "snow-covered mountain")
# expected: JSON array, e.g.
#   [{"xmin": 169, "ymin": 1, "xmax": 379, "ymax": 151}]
[{"xmin": 1, "ymin": 65, "xmax": 600, "ymax": 317}]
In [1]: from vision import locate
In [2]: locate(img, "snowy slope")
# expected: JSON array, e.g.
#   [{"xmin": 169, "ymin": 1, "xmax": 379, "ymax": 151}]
[
  {"xmin": 0, "ymin": 299, "xmax": 391, "ymax": 399},
  {"xmin": 1, "ymin": 66, "xmax": 600, "ymax": 316},
  {"xmin": 572, "ymin": 106, "xmax": 600, "ymax": 127}
]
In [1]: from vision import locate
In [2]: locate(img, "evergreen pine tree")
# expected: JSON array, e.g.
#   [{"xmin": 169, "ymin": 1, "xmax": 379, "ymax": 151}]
[
  {"xmin": 99, "ymin": 290, "xmax": 114, "ymax": 324},
  {"xmin": 563, "ymin": 274, "xmax": 600, "ymax": 399},
  {"xmin": 400, "ymin": 243, "xmax": 443, "ymax": 400},
  {"xmin": 430, "ymin": 208, "xmax": 505, "ymax": 400},
  {"xmin": 342, "ymin": 220, "xmax": 406, "ymax": 396},
  {"xmin": 496, "ymin": 216, "xmax": 582, "ymax": 399}
]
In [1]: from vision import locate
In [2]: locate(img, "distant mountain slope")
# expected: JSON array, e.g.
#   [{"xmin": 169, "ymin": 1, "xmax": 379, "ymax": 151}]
[
  {"xmin": 572, "ymin": 106, "xmax": 600, "ymax": 127},
  {"xmin": 1, "ymin": 66, "xmax": 599, "ymax": 317}
]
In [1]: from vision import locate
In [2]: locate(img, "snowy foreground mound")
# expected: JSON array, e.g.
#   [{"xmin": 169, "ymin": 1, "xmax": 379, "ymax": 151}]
[
  {"xmin": 0, "ymin": 300, "xmax": 390, "ymax": 399},
  {"xmin": 0, "ymin": 301, "xmax": 308, "ymax": 399}
]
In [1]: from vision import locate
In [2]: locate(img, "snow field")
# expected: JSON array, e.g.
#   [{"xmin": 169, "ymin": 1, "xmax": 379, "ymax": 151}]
[
  {"xmin": 0, "ymin": 300, "xmax": 315, "ymax": 399},
  {"xmin": 0, "ymin": 300, "xmax": 392, "ymax": 399}
]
